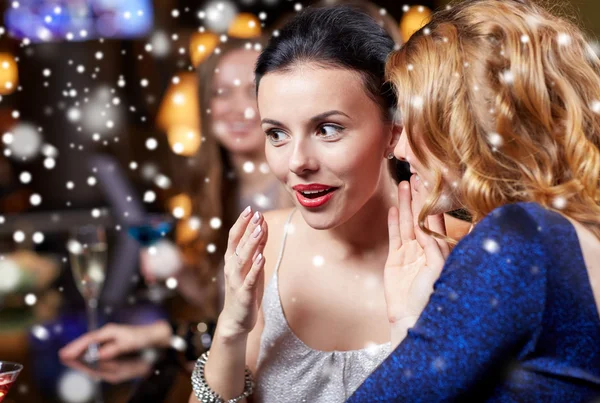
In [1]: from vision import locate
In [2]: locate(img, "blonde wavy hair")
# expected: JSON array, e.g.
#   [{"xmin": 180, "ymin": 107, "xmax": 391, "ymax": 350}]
[{"xmin": 387, "ymin": 0, "xmax": 600, "ymax": 240}]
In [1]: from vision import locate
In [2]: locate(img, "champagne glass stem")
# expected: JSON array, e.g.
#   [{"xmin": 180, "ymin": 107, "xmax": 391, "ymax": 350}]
[
  {"xmin": 94, "ymin": 378, "xmax": 105, "ymax": 403},
  {"xmin": 85, "ymin": 298, "xmax": 100, "ymax": 362}
]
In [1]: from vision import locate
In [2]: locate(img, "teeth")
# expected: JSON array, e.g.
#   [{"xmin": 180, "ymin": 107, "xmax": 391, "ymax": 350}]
[{"xmin": 303, "ymin": 190, "xmax": 327, "ymax": 195}]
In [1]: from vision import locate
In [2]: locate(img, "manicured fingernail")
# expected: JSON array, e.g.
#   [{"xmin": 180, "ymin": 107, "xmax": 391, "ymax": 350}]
[
  {"xmin": 252, "ymin": 225, "xmax": 262, "ymax": 238},
  {"xmin": 242, "ymin": 206, "xmax": 252, "ymax": 217},
  {"xmin": 252, "ymin": 211, "xmax": 261, "ymax": 224},
  {"xmin": 255, "ymin": 253, "xmax": 263, "ymax": 264}
]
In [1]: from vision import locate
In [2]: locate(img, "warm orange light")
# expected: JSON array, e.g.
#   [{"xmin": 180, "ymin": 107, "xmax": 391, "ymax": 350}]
[
  {"xmin": 167, "ymin": 125, "xmax": 201, "ymax": 156},
  {"xmin": 227, "ymin": 13, "xmax": 261, "ymax": 39},
  {"xmin": 0, "ymin": 53, "xmax": 19, "ymax": 95},
  {"xmin": 189, "ymin": 32, "xmax": 219, "ymax": 67},
  {"xmin": 156, "ymin": 72, "xmax": 200, "ymax": 133},
  {"xmin": 175, "ymin": 217, "xmax": 201, "ymax": 244},
  {"xmin": 399, "ymin": 5, "xmax": 432, "ymax": 43},
  {"xmin": 168, "ymin": 193, "xmax": 193, "ymax": 219}
]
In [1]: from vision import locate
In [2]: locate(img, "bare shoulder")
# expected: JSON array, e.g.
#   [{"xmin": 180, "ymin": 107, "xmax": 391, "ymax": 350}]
[{"xmin": 444, "ymin": 213, "xmax": 472, "ymax": 242}]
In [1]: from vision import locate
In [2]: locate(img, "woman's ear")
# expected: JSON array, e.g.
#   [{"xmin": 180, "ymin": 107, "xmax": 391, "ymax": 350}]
[{"xmin": 388, "ymin": 122, "xmax": 403, "ymax": 151}]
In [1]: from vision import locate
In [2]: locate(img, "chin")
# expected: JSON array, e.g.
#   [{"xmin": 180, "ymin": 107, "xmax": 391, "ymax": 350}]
[{"xmin": 296, "ymin": 208, "xmax": 337, "ymax": 231}]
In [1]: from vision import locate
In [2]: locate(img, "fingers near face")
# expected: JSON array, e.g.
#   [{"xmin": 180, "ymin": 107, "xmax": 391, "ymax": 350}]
[{"xmin": 397, "ymin": 181, "xmax": 414, "ymax": 242}]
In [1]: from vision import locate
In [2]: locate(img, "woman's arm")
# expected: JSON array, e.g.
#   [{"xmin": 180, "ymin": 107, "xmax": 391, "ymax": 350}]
[
  {"xmin": 350, "ymin": 204, "xmax": 547, "ymax": 402},
  {"xmin": 188, "ymin": 209, "xmax": 289, "ymax": 402}
]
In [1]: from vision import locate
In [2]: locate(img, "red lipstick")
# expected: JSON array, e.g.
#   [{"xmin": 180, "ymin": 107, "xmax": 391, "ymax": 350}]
[{"xmin": 292, "ymin": 184, "xmax": 338, "ymax": 208}]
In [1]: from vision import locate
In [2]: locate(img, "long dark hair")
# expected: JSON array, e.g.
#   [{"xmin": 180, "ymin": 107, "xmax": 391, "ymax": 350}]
[{"xmin": 175, "ymin": 38, "xmax": 262, "ymax": 320}]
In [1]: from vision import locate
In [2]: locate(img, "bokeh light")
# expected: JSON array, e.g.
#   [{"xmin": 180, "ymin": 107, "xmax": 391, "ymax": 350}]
[
  {"xmin": 167, "ymin": 125, "xmax": 201, "ymax": 156},
  {"xmin": 202, "ymin": 1, "xmax": 238, "ymax": 33},
  {"xmin": 0, "ymin": 53, "xmax": 18, "ymax": 95},
  {"xmin": 228, "ymin": 13, "xmax": 262, "ymax": 38},
  {"xmin": 399, "ymin": 5, "xmax": 432, "ymax": 43},
  {"xmin": 189, "ymin": 32, "xmax": 219, "ymax": 67},
  {"xmin": 168, "ymin": 193, "xmax": 192, "ymax": 219}
]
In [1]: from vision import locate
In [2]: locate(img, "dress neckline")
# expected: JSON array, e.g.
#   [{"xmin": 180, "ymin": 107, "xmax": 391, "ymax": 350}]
[{"xmin": 268, "ymin": 208, "xmax": 391, "ymax": 355}]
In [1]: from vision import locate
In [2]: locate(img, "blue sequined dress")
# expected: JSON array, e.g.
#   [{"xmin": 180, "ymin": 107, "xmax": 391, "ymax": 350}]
[{"xmin": 348, "ymin": 202, "xmax": 600, "ymax": 402}]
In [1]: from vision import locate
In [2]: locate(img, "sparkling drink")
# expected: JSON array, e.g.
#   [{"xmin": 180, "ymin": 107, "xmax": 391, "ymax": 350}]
[
  {"xmin": 67, "ymin": 226, "xmax": 108, "ymax": 362},
  {"xmin": 69, "ymin": 242, "xmax": 107, "ymax": 301}
]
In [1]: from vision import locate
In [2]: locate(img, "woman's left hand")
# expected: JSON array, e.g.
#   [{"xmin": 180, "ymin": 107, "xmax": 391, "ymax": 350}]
[{"xmin": 383, "ymin": 178, "xmax": 450, "ymax": 347}]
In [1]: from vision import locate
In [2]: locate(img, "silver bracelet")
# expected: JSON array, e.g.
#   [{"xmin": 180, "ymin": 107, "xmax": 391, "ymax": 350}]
[{"xmin": 191, "ymin": 351, "xmax": 254, "ymax": 403}]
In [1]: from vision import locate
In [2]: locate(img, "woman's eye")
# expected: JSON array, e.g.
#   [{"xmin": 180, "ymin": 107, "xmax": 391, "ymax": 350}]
[
  {"xmin": 266, "ymin": 130, "xmax": 288, "ymax": 144},
  {"xmin": 317, "ymin": 124, "xmax": 344, "ymax": 138}
]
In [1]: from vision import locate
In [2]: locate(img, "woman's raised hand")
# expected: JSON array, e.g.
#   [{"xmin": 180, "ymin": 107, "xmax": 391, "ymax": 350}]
[
  {"xmin": 218, "ymin": 207, "xmax": 268, "ymax": 339},
  {"xmin": 384, "ymin": 178, "xmax": 450, "ymax": 347}
]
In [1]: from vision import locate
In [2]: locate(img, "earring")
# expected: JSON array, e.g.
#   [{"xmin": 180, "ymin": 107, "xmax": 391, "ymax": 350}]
[{"xmin": 386, "ymin": 153, "xmax": 394, "ymax": 160}]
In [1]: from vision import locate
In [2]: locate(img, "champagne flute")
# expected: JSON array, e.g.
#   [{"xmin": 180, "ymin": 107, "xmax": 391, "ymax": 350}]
[
  {"xmin": 67, "ymin": 225, "xmax": 108, "ymax": 363},
  {"xmin": 0, "ymin": 362, "xmax": 22, "ymax": 402}
]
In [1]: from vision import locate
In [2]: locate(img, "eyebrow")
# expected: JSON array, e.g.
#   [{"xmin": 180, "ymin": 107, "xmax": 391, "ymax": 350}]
[{"xmin": 261, "ymin": 110, "xmax": 351, "ymax": 127}]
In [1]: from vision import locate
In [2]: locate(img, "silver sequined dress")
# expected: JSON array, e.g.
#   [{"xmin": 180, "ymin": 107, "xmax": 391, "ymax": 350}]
[{"xmin": 254, "ymin": 209, "xmax": 391, "ymax": 402}]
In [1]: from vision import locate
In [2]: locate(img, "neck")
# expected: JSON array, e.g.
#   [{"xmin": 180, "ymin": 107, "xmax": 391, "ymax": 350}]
[{"xmin": 322, "ymin": 168, "xmax": 397, "ymax": 261}]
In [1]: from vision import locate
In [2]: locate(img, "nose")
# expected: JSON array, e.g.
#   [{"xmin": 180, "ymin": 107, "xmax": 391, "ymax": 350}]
[
  {"xmin": 289, "ymin": 138, "xmax": 318, "ymax": 176},
  {"xmin": 394, "ymin": 127, "xmax": 408, "ymax": 161},
  {"xmin": 231, "ymin": 88, "xmax": 257, "ymax": 119}
]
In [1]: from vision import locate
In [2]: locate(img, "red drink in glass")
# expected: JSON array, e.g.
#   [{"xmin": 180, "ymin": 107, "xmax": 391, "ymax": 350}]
[{"xmin": 0, "ymin": 362, "xmax": 22, "ymax": 402}]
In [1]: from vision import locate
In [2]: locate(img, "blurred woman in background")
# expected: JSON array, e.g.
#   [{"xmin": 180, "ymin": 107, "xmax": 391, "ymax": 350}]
[{"xmin": 60, "ymin": 37, "xmax": 292, "ymax": 363}]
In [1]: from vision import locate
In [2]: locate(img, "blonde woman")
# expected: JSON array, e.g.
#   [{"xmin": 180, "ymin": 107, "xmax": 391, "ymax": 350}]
[{"xmin": 350, "ymin": 0, "xmax": 600, "ymax": 401}]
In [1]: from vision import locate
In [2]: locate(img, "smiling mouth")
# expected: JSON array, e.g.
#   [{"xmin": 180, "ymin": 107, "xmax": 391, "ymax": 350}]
[{"xmin": 297, "ymin": 188, "xmax": 337, "ymax": 199}]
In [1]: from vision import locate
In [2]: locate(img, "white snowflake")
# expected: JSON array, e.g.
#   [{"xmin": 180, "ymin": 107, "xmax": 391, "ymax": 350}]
[
  {"xmin": 24, "ymin": 293, "xmax": 37, "ymax": 306},
  {"xmin": 165, "ymin": 277, "xmax": 178, "ymax": 289},
  {"xmin": 30, "ymin": 193, "xmax": 42, "ymax": 206},
  {"xmin": 557, "ymin": 33, "xmax": 571, "ymax": 46},
  {"xmin": 243, "ymin": 161, "xmax": 255, "ymax": 173},
  {"xmin": 146, "ymin": 138, "xmax": 158, "ymax": 150},
  {"xmin": 210, "ymin": 217, "xmax": 222, "ymax": 229},
  {"xmin": 32, "ymin": 232, "xmax": 44, "ymax": 244},
  {"xmin": 19, "ymin": 171, "xmax": 31, "ymax": 183},
  {"xmin": 483, "ymin": 238, "xmax": 500, "ymax": 254},
  {"xmin": 312, "ymin": 255, "xmax": 324, "ymax": 267},
  {"xmin": 552, "ymin": 196, "xmax": 567, "ymax": 210},
  {"xmin": 143, "ymin": 191, "xmax": 156, "ymax": 203},
  {"xmin": 31, "ymin": 325, "xmax": 50, "ymax": 340},
  {"xmin": 172, "ymin": 207, "xmax": 185, "ymax": 219},
  {"xmin": 487, "ymin": 132, "xmax": 503, "ymax": 147}
]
